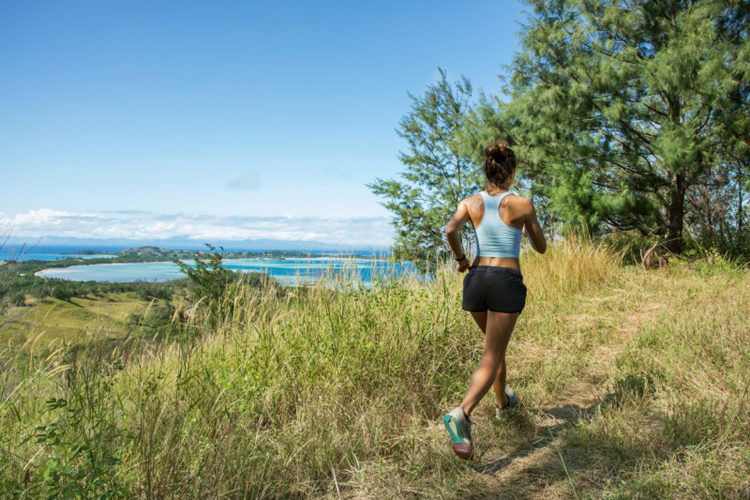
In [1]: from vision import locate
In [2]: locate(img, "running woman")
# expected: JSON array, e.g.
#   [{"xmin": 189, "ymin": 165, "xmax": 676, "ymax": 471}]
[{"xmin": 442, "ymin": 141, "xmax": 547, "ymax": 460}]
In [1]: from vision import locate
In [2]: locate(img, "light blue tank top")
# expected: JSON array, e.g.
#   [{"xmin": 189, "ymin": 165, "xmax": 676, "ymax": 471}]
[{"xmin": 474, "ymin": 191, "xmax": 522, "ymax": 258}]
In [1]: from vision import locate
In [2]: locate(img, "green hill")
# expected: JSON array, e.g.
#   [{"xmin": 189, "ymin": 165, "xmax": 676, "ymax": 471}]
[
  {"xmin": 118, "ymin": 246, "xmax": 172, "ymax": 257},
  {"xmin": 1, "ymin": 240, "xmax": 747, "ymax": 497}
]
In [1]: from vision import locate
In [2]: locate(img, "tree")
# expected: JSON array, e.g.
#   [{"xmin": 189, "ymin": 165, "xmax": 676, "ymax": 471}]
[
  {"xmin": 368, "ymin": 69, "xmax": 484, "ymax": 262},
  {"xmin": 172, "ymin": 243, "xmax": 281, "ymax": 325},
  {"xmin": 172, "ymin": 243, "xmax": 234, "ymax": 304},
  {"xmin": 500, "ymin": 0, "xmax": 749, "ymax": 253}
]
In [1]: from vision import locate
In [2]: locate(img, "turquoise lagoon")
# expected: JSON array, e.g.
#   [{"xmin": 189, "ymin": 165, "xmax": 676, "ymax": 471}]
[{"xmin": 34, "ymin": 258, "xmax": 417, "ymax": 287}]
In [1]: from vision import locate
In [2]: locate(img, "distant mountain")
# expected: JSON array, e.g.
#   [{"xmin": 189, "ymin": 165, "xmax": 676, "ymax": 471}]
[{"xmin": 3, "ymin": 235, "xmax": 389, "ymax": 254}]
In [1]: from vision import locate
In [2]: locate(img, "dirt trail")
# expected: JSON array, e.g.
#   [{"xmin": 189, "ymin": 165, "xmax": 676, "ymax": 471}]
[{"xmin": 469, "ymin": 299, "xmax": 665, "ymax": 499}]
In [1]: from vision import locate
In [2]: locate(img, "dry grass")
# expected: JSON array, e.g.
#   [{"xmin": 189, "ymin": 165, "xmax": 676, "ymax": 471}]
[{"xmin": 0, "ymin": 238, "xmax": 748, "ymax": 498}]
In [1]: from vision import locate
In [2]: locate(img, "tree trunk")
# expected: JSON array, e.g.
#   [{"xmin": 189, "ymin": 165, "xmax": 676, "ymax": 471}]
[{"xmin": 666, "ymin": 173, "xmax": 686, "ymax": 253}]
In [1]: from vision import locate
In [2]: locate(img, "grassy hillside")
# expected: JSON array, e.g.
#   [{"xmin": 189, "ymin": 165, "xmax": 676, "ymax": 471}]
[
  {"xmin": 1, "ymin": 239, "xmax": 748, "ymax": 498},
  {"xmin": 0, "ymin": 292, "xmax": 171, "ymax": 345}
]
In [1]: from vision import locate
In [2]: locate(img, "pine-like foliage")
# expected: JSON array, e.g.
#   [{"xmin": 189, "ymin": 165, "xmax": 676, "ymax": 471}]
[
  {"xmin": 501, "ymin": 0, "xmax": 749, "ymax": 253},
  {"xmin": 368, "ymin": 69, "xmax": 484, "ymax": 262}
]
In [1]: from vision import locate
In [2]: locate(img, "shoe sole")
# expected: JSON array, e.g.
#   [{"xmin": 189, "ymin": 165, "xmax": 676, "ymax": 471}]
[
  {"xmin": 443, "ymin": 414, "xmax": 473, "ymax": 460},
  {"xmin": 452, "ymin": 442, "xmax": 473, "ymax": 459}
]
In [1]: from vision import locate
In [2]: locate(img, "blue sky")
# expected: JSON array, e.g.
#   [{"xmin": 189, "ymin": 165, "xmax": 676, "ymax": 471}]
[{"xmin": 0, "ymin": 0, "xmax": 526, "ymax": 246}]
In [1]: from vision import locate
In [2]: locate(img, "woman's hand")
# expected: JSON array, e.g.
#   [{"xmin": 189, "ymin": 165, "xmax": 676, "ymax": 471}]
[{"xmin": 457, "ymin": 257, "xmax": 471, "ymax": 273}]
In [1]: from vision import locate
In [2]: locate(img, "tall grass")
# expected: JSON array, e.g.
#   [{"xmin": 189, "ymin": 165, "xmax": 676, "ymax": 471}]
[{"xmin": 1, "ymin": 239, "xmax": 747, "ymax": 498}]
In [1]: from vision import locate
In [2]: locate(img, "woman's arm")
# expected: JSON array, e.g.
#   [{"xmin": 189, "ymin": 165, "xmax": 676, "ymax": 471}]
[
  {"xmin": 445, "ymin": 200, "xmax": 472, "ymax": 272},
  {"xmin": 522, "ymin": 199, "xmax": 547, "ymax": 254}
]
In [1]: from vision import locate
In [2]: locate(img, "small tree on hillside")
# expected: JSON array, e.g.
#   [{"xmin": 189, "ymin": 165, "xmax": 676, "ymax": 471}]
[
  {"xmin": 173, "ymin": 243, "xmax": 234, "ymax": 304},
  {"xmin": 368, "ymin": 68, "xmax": 485, "ymax": 262}
]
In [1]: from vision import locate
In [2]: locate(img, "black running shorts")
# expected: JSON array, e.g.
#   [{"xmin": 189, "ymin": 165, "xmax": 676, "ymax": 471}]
[{"xmin": 461, "ymin": 265, "xmax": 527, "ymax": 314}]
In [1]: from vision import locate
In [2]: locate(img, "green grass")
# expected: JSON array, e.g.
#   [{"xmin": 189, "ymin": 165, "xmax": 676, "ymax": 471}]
[
  {"xmin": 0, "ymin": 239, "xmax": 748, "ymax": 498},
  {"xmin": 0, "ymin": 292, "xmax": 168, "ymax": 345}
]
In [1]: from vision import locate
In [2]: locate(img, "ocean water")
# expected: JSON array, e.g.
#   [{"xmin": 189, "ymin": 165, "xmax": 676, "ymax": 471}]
[
  {"xmin": 1, "ymin": 245, "xmax": 122, "ymax": 261},
  {"xmin": 34, "ymin": 258, "xmax": 417, "ymax": 287}
]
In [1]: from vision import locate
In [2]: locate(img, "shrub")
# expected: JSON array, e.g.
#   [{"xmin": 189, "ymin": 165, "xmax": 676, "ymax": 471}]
[{"xmin": 12, "ymin": 291, "xmax": 25, "ymax": 306}]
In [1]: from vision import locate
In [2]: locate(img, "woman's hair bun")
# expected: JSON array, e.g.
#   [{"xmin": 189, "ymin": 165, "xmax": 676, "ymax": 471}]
[
  {"xmin": 482, "ymin": 140, "xmax": 516, "ymax": 187},
  {"xmin": 485, "ymin": 141, "xmax": 509, "ymax": 159}
]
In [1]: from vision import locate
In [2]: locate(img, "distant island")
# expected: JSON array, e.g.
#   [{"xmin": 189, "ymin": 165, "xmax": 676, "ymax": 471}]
[
  {"xmin": 113, "ymin": 246, "xmax": 373, "ymax": 261},
  {"xmin": 70, "ymin": 249, "xmax": 119, "ymax": 255},
  {"xmin": 10, "ymin": 246, "xmax": 391, "ymax": 275}
]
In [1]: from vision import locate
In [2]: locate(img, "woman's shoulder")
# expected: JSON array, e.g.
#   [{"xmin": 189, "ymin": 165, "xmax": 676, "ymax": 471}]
[
  {"xmin": 507, "ymin": 192, "xmax": 530, "ymax": 202},
  {"xmin": 506, "ymin": 193, "xmax": 534, "ymax": 214},
  {"xmin": 461, "ymin": 192, "xmax": 484, "ymax": 206},
  {"xmin": 459, "ymin": 193, "xmax": 485, "ymax": 216}
]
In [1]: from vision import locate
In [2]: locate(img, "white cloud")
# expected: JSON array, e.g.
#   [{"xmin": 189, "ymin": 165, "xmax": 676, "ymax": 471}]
[
  {"xmin": 5, "ymin": 208, "xmax": 76, "ymax": 226},
  {"xmin": 0, "ymin": 208, "xmax": 394, "ymax": 246}
]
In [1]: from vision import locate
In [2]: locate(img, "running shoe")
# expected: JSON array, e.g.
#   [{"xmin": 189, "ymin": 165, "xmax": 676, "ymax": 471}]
[
  {"xmin": 495, "ymin": 387, "xmax": 517, "ymax": 419},
  {"xmin": 443, "ymin": 407, "xmax": 473, "ymax": 460}
]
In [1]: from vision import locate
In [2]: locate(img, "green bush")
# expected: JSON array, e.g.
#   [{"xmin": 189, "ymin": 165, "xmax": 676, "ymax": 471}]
[
  {"xmin": 172, "ymin": 243, "xmax": 234, "ymax": 303},
  {"xmin": 12, "ymin": 292, "xmax": 25, "ymax": 307}
]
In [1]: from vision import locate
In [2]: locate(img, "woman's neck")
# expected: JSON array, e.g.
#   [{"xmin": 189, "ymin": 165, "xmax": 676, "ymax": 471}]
[{"xmin": 486, "ymin": 184, "xmax": 510, "ymax": 195}]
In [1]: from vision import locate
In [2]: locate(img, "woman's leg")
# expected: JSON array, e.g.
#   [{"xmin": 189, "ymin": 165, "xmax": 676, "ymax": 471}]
[
  {"xmin": 461, "ymin": 311, "xmax": 519, "ymax": 418},
  {"xmin": 469, "ymin": 312, "xmax": 511, "ymax": 408},
  {"xmin": 494, "ymin": 357, "xmax": 508, "ymax": 407}
]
